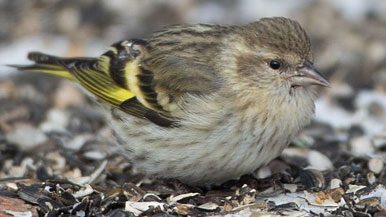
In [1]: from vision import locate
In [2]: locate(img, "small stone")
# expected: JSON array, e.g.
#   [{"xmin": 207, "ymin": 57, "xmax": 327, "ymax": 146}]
[
  {"xmin": 54, "ymin": 82, "xmax": 84, "ymax": 109},
  {"xmin": 350, "ymin": 136, "xmax": 375, "ymax": 157},
  {"xmin": 142, "ymin": 193, "xmax": 162, "ymax": 202},
  {"xmin": 314, "ymin": 191, "xmax": 328, "ymax": 204},
  {"xmin": 267, "ymin": 160, "xmax": 291, "ymax": 175},
  {"xmin": 83, "ymin": 150, "xmax": 107, "ymax": 160},
  {"xmin": 368, "ymin": 158, "xmax": 384, "ymax": 174},
  {"xmin": 39, "ymin": 109, "xmax": 69, "ymax": 133},
  {"xmin": 6, "ymin": 124, "xmax": 47, "ymax": 150},
  {"xmin": 174, "ymin": 203, "xmax": 194, "ymax": 215},
  {"xmin": 307, "ymin": 150, "xmax": 334, "ymax": 171},
  {"xmin": 169, "ymin": 193, "xmax": 200, "ymax": 203},
  {"xmin": 63, "ymin": 168, "xmax": 82, "ymax": 180},
  {"xmin": 197, "ymin": 202, "xmax": 219, "ymax": 211},
  {"xmin": 256, "ymin": 166, "xmax": 272, "ymax": 179},
  {"xmin": 367, "ymin": 172, "xmax": 377, "ymax": 185},
  {"xmin": 328, "ymin": 187, "xmax": 344, "ymax": 203},
  {"xmin": 242, "ymin": 193, "xmax": 256, "ymax": 205},
  {"xmin": 329, "ymin": 178, "xmax": 343, "ymax": 189},
  {"xmin": 125, "ymin": 201, "xmax": 165, "ymax": 215},
  {"xmin": 72, "ymin": 184, "xmax": 94, "ymax": 198},
  {"xmin": 338, "ymin": 165, "xmax": 352, "ymax": 179},
  {"xmin": 299, "ymin": 169, "xmax": 325, "ymax": 190},
  {"xmin": 6, "ymin": 183, "xmax": 18, "ymax": 191},
  {"xmin": 346, "ymin": 185, "xmax": 367, "ymax": 194},
  {"xmin": 283, "ymin": 184, "xmax": 298, "ymax": 193},
  {"xmin": 66, "ymin": 135, "xmax": 92, "ymax": 150},
  {"xmin": 46, "ymin": 151, "xmax": 66, "ymax": 171},
  {"xmin": 344, "ymin": 177, "xmax": 356, "ymax": 185},
  {"xmin": 223, "ymin": 201, "xmax": 233, "ymax": 212},
  {"xmin": 281, "ymin": 148, "xmax": 308, "ymax": 168}
]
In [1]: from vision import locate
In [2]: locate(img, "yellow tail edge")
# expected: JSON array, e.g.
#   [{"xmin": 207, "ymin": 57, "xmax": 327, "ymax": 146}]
[{"xmin": 8, "ymin": 63, "xmax": 74, "ymax": 80}]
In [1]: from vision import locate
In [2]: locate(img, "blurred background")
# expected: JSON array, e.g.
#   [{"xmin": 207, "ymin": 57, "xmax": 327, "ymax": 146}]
[
  {"xmin": 0, "ymin": 0, "xmax": 386, "ymax": 160},
  {"xmin": 1, "ymin": 0, "xmax": 386, "ymax": 134}
]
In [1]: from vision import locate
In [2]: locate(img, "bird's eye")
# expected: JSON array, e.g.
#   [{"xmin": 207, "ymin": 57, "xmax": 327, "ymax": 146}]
[{"xmin": 269, "ymin": 60, "xmax": 282, "ymax": 70}]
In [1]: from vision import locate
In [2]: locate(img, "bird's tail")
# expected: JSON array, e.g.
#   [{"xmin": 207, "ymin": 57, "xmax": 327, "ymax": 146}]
[
  {"xmin": 9, "ymin": 48, "xmax": 176, "ymax": 127},
  {"xmin": 8, "ymin": 52, "xmax": 75, "ymax": 80},
  {"xmin": 10, "ymin": 50, "xmax": 137, "ymax": 108}
]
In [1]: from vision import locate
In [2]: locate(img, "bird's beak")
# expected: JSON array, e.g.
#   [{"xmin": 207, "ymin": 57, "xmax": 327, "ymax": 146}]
[{"xmin": 290, "ymin": 62, "xmax": 330, "ymax": 87}]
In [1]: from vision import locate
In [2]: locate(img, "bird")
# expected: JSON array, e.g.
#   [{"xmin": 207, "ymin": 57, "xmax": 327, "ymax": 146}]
[{"xmin": 11, "ymin": 17, "xmax": 329, "ymax": 185}]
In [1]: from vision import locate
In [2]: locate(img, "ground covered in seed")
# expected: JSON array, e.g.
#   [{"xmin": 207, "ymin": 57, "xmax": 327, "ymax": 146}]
[{"xmin": 1, "ymin": 1, "xmax": 386, "ymax": 217}]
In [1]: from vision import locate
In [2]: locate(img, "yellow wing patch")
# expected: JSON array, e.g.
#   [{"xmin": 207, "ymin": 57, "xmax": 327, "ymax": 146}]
[
  {"xmin": 126, "ymin": 60, "xmax": 153, "ymax": 109},
  {"xmin": 72, "ymin": 66, "xmax": 135, "ymax": 107}
]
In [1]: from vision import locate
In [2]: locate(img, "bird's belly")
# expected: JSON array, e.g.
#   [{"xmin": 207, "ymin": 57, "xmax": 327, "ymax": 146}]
[{"xmin": 106, "ymin": 108, "xmax": 294, "ymax": 185}]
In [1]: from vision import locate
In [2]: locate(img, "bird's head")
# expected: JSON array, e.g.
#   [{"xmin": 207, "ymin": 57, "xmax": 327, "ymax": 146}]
[{"xmin": 228, "ymin": 17, "xmax": 329, "ymax": 95}]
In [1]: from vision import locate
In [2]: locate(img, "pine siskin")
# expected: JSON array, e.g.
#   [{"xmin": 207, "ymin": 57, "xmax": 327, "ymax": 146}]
[{"xmin": 11, "ymin": 17, "xmax": 329, "ymax": 185}]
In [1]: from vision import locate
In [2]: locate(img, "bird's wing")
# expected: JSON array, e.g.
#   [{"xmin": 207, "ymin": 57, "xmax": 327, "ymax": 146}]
[
  {"xmin": 133, "ymin": 25, "xmax": 225, "ymax": 115},
  {"xmin": 10, "ymin": 42, "xmax": 176, "ymax": 127},
  {"xmin": 97, "ymin": 36, "xmax": 224, "ymax": 121},
  {"xmin": 12, "ymin": 34, "xmax": 224, "ymax": 127}
]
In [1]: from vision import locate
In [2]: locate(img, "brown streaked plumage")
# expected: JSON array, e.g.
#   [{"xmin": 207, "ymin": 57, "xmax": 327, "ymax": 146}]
[
  {"xmin": 247, "ymin": 17, "xmax": 312, "ymax": 58},
  {"xmin": 11, "ymin": 17, "xmax": 329, "ymax": 185}
]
